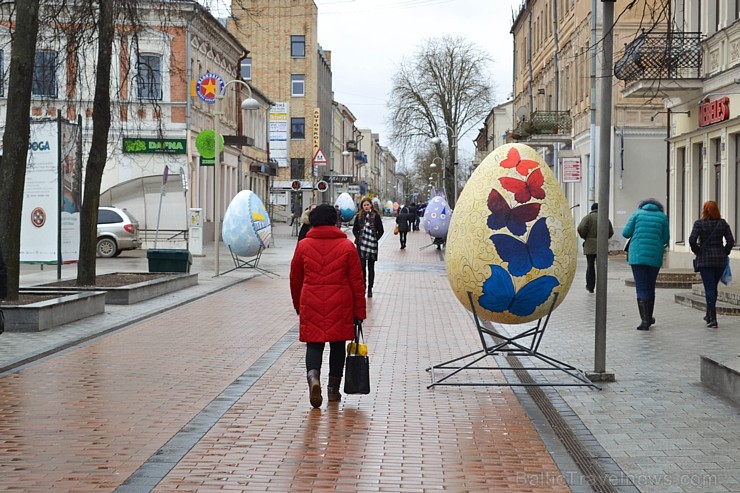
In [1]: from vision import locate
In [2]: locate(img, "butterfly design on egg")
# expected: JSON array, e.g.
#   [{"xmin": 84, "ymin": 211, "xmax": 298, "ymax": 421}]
[{"xmin": 478, "ymin": 149, "xmax": 562, "ymax": 318}]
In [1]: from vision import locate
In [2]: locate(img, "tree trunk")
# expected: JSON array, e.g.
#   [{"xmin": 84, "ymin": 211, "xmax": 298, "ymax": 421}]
[
  {"xmin": 77, "ymin": 0, "xmax": 114, "ymax": 286},
  {"xmin": 0, "ymin": 1, "xmax": 41, "ymax": 301}
]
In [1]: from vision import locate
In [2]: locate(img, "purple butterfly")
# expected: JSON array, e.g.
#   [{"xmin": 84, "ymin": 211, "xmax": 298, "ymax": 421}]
[{"xmin": 487, "ymin": 189, "xmax": 540, "ymax": 236}]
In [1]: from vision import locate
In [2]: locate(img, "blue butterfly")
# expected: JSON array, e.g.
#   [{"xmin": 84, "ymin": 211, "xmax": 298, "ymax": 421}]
[
  {"xmin": 490, "ymin": 218, "xmax": 554, "ymax": 277},
  {"xmin": 478, "ymin": 265, "xmax": 559, "ymax": 317}
]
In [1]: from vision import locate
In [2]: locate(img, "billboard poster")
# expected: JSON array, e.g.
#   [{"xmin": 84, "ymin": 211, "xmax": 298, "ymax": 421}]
[
  {"xmin": 20, "ymin": 119, "xmax": 81, "ymax": 263},
  {"xmin": 269, "ymin": 102, "xmax": 289, "ymax": 168}
]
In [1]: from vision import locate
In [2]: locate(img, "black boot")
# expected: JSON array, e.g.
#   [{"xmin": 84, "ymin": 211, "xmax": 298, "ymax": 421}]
[
  {"xmin": 327, "ymin": 376, "xmax": 342, "ymax": 402},
  {"xmin": 703, "ymin": 308, "xmax": 710, "ymax": 323},
  {"xmin": 707, "ymin": 308, "xmax": 718, "ymax": 328},
  {"xmin": 647, "ymin": 298, "xmax": 655, "ymax": 326},
  {"xmin": 307, "ymin": 369, "xmax": 322, "ymax": 408},
  {"xmin": 367, "ymin": 286, "xmax": 373, "ymax": 298},
  {"xmin": 636, "ymin": 300, "xmax": 650, "ymax": 330}
]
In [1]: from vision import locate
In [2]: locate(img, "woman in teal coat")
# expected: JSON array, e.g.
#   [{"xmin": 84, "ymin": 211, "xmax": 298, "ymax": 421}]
[{"xmin": 622, "ymin": 198, "xmax": 670, "ymax": 330}]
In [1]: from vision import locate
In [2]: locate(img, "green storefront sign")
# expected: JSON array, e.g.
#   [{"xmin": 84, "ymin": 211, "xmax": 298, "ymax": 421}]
[
  {"xmin": 123, "ymin": 138, "xmax": 187, "ymax": 154},
  {"xmin": 199, "ymin": 156, "xmax": 215, "ymax": 166}
]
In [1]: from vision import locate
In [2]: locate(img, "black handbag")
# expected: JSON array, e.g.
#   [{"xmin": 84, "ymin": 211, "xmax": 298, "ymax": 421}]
[{"xmin": 344, "ymin": 320, "xmax": 370, "ymax": 395}]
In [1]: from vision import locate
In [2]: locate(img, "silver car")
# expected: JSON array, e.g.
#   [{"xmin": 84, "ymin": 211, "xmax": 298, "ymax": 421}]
[{"xmin": 97, "ymin": 206, "xmax": 141, "ymax": 257}]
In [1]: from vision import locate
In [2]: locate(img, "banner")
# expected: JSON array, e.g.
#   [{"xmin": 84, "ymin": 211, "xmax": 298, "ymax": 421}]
[
  {"xmin": 20, "ymin": 119, "xmax": 81, "ymax": 263},
  {"xmin": 269, "ymin": 102, "xmax": 289, "ymax": 168}
]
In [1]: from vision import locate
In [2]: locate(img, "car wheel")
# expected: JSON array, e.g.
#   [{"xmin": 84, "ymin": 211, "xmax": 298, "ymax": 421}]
[{"xmin": 97, "ymin": 238, "xmax": 117, "ymax": 258}]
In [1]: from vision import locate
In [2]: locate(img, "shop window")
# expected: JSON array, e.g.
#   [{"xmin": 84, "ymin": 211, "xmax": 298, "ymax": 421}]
[
  {"xmin": 710, "ymin": 137, "xmax": 721, "ymax": 205},
  {"xmin": 692, "ymin": 142, "xmax": 704, "ymax": 224}
]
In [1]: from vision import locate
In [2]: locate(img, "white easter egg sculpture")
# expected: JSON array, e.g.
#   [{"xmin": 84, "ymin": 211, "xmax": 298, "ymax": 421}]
[
  {"xmin": 446, "ymin": 143, "xmax": 576, "ymax": 324},
  {"xmin": 423, "ymin": 195, "xmax": 452, "ymax": 239},
  {"xmin": 222, "ymin": 190, "xmax": 272, "ymax": 257},
  {"xmin": 334, "ymin": 192, "xmax": 356, "ymax": 222}
]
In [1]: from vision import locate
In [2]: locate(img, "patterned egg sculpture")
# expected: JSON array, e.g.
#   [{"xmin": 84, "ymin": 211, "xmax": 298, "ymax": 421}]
[
  {"xmin": 334, "ymin": 192, "xmax": 356, "ymax": 222},
  {"xmin": 423, "ymin": 195, "xmax": 452, "ymax": 239},
  {"xmin": 446, "ymin": 143, "xmax": 576, "ymax": 324},
  {"xmin": 222, "ymin": 190, "xmax": 272, "ymax": 257}
]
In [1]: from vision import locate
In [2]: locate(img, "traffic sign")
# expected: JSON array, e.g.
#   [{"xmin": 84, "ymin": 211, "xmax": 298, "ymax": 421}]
[
  {"xmin": 316, "ymin": 180, "xmax": 328, "ymax": 192},
  {"xmin": 290, "ymin": 179, "xmax": 302, "ymax": 191},
  {"xmin": 312, "ymin": 148, "xmax": 327, "ymax": 166}
]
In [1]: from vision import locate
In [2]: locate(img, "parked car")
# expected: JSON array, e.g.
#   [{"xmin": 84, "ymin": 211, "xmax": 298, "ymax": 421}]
[{"xmin": 97, "ymin": 206, "xmax": 141, "ymax": 257}]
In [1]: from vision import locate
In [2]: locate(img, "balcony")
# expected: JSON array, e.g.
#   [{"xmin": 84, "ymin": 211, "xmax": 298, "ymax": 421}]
[
  {"xmin": 507, "ymin": 111, "xmax": 572, "ymax": 143},
  {"xmin": 615, "ymin": 31, "xmax": 703, "ymax": 99}
]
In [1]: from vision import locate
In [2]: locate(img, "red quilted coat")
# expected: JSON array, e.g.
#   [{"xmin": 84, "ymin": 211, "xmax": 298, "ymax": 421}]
[{"xmin": 290, "ymin": 225, "xmax": 367, "ymax": 343}]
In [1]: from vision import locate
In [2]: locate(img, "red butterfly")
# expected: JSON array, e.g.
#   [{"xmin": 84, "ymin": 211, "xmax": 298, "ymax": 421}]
[
  {"xmin": 499, "ymin": 169, "xmax": 546, "ymax": 204},
  {"xmin": 500, "ymin": 147, "xmax": 539, "ymax": 176}
]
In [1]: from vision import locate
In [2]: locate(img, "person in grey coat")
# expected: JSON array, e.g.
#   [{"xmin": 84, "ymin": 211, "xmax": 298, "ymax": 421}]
[
  {"xmin": 689, "ymin": 200, "xmax": 734, "ymax": 328},
  {"xmin": 577, "ymin": 203, "xmax": 614, "ymax": 293}
]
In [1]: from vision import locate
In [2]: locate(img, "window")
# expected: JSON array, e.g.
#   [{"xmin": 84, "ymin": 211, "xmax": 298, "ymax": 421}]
[
  {"xmin": 291, "ymin": 35, "xmax": 305, "ymax": 57},
  {"xmin": 291, "ymin": 158, "xmax": 305, "ymax": 179},
  {"xmin": 291, "ymin": 74, "xmax": 305, "ymax": 97},
  {"xmin": 291, "ymin": 117, "xmax": 305, "ymax": 139},
  {"xmin": 736, "ymin": 0, "xmax": 740, "ymax": 20},
  {"xmin": 693, "ymin": 142, "xmax": 704, "ymax": 224},
  {"xmin": 710, "ymin": 137, "xmax": 721, "ymax": 205},
  {"xmin": 240, "ymin": 57, "xmax": 252, "ymax": 80},
  {"xmin": 33, "ymin": 50, "xmax": 57, "ymax": 98},
  {"xmin": 97, "ymin": 209, "xmax": 123, "ymax": 224},
  {"xmin": 136, "ymin": 53, "xmax": 162, "ymax": 100}
]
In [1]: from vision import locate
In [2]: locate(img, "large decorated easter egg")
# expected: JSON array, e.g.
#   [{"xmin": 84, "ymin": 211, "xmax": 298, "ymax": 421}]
[
  {"xmin": 423, "ymin": 195, "xmax": 452, "ymax": 239},
  {"xmin": 384, "ymin": 200, "xmax": 393, "ymax": 214},
  {"xmin": 222, "ymin": 190, "xmax": 272, "ymax": 257},
  {"xmin": 446, "ymin": 144, "xmax": 576, "ymax": 324},
  {"xmin": 334, "ymin": 192, "xmax": 356, "ymax": 222}
]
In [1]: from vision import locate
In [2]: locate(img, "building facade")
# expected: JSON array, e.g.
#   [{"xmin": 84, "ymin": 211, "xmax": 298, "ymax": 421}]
[
  {"xmin": 508, "ymin": 0, "xmax": 667, "ymax": 247},
  {"xmin": 617, "ymin": 0, "xmax": 740, "ymax": 268},
  {"xmin": 0, "ymin": 1, "xmax": 270, "ymax": 245}
]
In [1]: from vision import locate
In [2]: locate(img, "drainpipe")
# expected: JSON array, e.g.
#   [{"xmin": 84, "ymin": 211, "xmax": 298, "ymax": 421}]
[
  {"xmin": 185, "ymin": 6, "xmax": 197, "ymax": 209},
  {"xmin": 528, "ymin": 12, "xmax": 533, "ymax": 113},
  {"xmin": 589, "ymin": 0, "xmax": 597, "ymax": 206},
  {"xmin": 553, "ymin": 0, "xmax": 560, "ymax": 180}
]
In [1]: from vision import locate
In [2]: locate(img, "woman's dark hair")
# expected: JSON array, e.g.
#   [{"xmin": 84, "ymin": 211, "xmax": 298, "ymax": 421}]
[{"xmin": 309, "ymin": 203, "xmax": 338, "ymax": 226}]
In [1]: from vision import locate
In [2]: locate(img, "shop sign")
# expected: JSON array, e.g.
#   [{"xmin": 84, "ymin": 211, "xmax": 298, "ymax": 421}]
[
  {"xmin": 560, "ymin": 157, "xmax": 581, "ymax": 183},
  {"xmin": 699, "ymin": 97, "xmax": 730, "ymax": 127},
  {"xmin": 123, "ymin": 138, "xmax": 187, "ymax": 154}
]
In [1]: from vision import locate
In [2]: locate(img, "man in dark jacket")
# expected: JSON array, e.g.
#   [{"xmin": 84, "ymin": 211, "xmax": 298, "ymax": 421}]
[{"xmin": 577, "ymin": 203, "xmax": 614, "ymax": 293}]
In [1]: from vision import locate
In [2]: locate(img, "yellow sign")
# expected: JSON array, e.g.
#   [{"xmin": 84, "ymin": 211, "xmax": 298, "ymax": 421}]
[{"xmin": 312, "ymin": 107, "xmax": 320, "ymax": 153}]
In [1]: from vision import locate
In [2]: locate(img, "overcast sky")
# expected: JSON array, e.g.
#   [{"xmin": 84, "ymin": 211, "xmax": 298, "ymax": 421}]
[{"xmin": 315, "ymin": 0, "xmax": 523, "ymax": 163}]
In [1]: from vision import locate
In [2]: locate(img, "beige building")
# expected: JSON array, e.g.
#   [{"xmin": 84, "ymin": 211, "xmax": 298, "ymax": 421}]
[
  {"xmin": 617, "ymin": 1, "xmax": 739, "ymax": 269},
  {"xmin": 509, "ymin": 0, "xmax": 666, "ymax": 246},
  {"xmin": 230, "ymin": 0, "xmax": 334, "ymax": 217},
  {"xmin": 474, "ymin": 100, "xmax": 514, "ymax": 164}
]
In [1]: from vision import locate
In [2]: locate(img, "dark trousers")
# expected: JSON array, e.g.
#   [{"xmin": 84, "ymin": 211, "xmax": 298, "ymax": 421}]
[
  {"xmin": 360, "ymin": 257, "xmax": 375, "ymax": 288},
  {"xmin": 585, "ymin": 254, "xmax": 596, "ymax": 291},
  {"xmin": 699, "ymin": 265, "xmax": 726, "ymax": 309},
  {"xmin": 631, "ymin": 265, "xmax": 660, "ymax": 300},
  {"xmin": 399, "ymin": 231, "xmax": 408, "ymax": 247},
  {"xmin": 414, "ymin": 217, "xmax": 420, "ymax": 230},
  {"xmin": 306, "ymin": 341, "xmax": 345, "ymax": 378}
]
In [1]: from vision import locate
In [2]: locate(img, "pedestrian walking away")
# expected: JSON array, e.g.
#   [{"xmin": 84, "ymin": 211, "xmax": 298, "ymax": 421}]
[
  {"xmin": 396, "ymin": 204, "xmax": 412, "ymax": 249},
  {"xmin": 290, "ymin": 204, "xmax": 367, "ymax": 408},
  {"xmin": 622, "ymin": 198, "xmax": 670, "ymax": 330},
  {"xmin": 352, "ymin": 198, "xmax": 384, "ymax": 298},
  {"xmin": 407, "ymin": 202, "xmax": 418, "ymax": 231},
  {"xmin": 689, "ymin": 200, "xmax": 735, "ymax": 328},
  {"xmin": 334, "ymin": 204, "xmax": 343, "ymax": 228},
  {"xmin": 297, "ymin": 203, "xmax": 317, "ymax": 242},
  {"xmin": 577, "ymin": 203, "xmax": 613, "ymax": 293}
]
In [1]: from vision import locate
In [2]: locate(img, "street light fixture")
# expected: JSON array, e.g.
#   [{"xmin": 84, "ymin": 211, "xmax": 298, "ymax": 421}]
[
  {"xmin": 214, "ymin": 79, "xmax": 260, "ymax": 277},
  {"xmin": 430, "ymin": 126, "xmax": 458, "ymax": 207}
]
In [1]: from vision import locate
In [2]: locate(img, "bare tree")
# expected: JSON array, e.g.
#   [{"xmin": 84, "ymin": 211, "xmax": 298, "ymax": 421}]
[
  {"xmin": 388, "ymin": 35, "xmax": 493, "ymax": 207},
  {"xmin": 0, "ymin": 1, "xmax": 41, "ymax": 301}
]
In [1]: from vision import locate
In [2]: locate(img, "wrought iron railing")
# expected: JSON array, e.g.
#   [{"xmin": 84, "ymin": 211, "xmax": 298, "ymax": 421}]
[
  {"xmin": 507, "ymin": 111, "xmax": 571, "ymax": 141},
  {"xmin": 614, "ymin": 31, "xmax": 703, "ymax": 81}
]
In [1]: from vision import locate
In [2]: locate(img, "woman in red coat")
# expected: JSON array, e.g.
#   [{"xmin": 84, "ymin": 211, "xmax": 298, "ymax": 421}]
[{"xmin": 290, "ymin": 204, "xmax": 367, "ymax": 408}]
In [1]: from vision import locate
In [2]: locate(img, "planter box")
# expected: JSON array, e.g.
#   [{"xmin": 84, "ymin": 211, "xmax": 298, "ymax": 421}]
[
  {"xmin": 2, "ymin": 291, "xmax": 106, "ymax": 332},
  {"xmin": 147, "ymin": 249, "xmax": 192, "ymax": 273},
  {"xmin": 31, "ymin": 272, "xmax": 198, "ymax": 305}
]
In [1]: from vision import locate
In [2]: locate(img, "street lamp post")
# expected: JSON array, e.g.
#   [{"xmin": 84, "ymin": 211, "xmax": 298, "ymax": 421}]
[
  {"xmin": 429, "ymin": 156, "xmax": 443, "ymax": 195},
  {"xmin": 430, "ymin": 126, "xmax": 458, "ymax": 207},
  {"xmin": 214, "ymin": 79, "xmax": 261, "ymax": 277}
]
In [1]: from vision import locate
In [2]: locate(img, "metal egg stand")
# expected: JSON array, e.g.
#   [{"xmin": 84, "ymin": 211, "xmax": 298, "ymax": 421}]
[{"xmin": 427, "ymin": 291, "xmax": 599, "ymax": 389}]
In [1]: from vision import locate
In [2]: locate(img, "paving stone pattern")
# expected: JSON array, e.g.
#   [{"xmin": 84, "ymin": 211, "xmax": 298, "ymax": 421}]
[{"xmin": 0, "ymin": 221, "xmax": 738, "ymax": 492}]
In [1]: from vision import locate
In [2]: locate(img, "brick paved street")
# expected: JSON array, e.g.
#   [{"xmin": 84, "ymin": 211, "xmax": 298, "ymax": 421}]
[{"xmin": 0, "ymin": 220, "xmax": 738, "ymax": 492}]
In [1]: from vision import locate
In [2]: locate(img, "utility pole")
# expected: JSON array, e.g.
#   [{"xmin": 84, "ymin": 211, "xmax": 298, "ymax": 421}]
[{"xmin": 588, "ymin": 0, "xmax": 616, "ymax": 383}]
